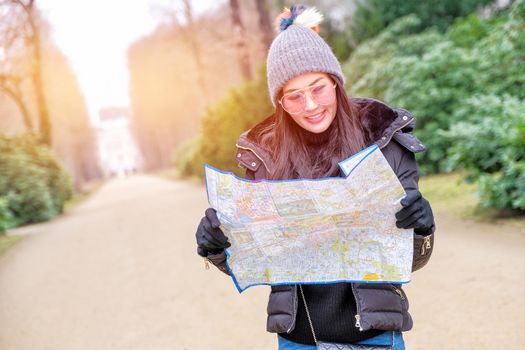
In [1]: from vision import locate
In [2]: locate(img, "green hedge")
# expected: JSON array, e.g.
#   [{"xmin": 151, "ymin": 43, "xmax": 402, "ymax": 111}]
[
  {"xmin": 173, "ymin": 136, "xmax": 204, "ymax": 178},
  {"xmin": 343, "ymin": 3, "xmax": 521, "ymax": 174},
  {"xmin": 0, "ymin": 133, "xmax": 72, "ymax": 232},
  {"xmin": 444, "ymin": 95, "xmax": 525, "ymax": 211},
  {"xmin": 175, "ymin": 68, "xmax": 273, "ymax": 179},
  {"xmin": 0, "ymin": 196, "xmax": 15, "ymax": 232},
  {"xmin": 350, "ymin": 0, "xmax": 494, "ymax": 45},
  {"xmin": 345, "ymin": 0, "xmax": 524, "ymax": 211}
]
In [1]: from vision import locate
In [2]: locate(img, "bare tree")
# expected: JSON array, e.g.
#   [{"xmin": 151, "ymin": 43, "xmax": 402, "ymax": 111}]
[
  {"xmin": 153, "ymin": 1, "xmax": 211, "ymax": 98},
  {"xmin": 0, "ymin": 0, "xmax": 51, "ymax": 145},
  {"xmin": 0, "ymin": 1, "xmax": 33, "ymax": 128},
  {"xmin": 255, "ymin": 0, "xmax": 274, "ymax": 51},
  {"xmin": 0, "ymin": 73, "xmax": 32, "ymax": 128},
  {"xmin": 229, "ymin": 0, "xmax": 252, "ymax": 80},
  {"xmin": 180, "ymin": 0, "xmax": 209, "ymax": 97}
]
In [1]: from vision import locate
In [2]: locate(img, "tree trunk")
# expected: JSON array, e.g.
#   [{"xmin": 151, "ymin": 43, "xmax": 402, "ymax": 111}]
[
  {"xmin": 255, "ymin": 0, "xmax": 274, "ymax": 51},
  {"xmin": 26, "ymin": 0, "xmax": 52, "ymax": 145},
  {"xmin": 0, "ymin": 83, "xmax": 33, "ymax": 129},
  {"xmin": 229, "ymin": 0, "xmax": 252, "ymax": 80},
  {"xmin": 33, "ymin": 57, "xmax": 51, "ymax": 145},
  {"xmin": 182, "ymin": 0, "xmax": 209, "ymax": 98}
]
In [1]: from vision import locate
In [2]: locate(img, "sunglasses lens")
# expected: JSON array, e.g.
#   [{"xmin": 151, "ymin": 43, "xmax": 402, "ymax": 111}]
[
  {"xmin": 282, "ymin": 93, "xmax": 305, "ymax": 114},
  {"xmin": 311, "ymin": 84, "xmax": 335, "ymax": 105}
]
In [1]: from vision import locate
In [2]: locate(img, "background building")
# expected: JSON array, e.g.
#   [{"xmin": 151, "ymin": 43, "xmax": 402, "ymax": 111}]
[{"xmin": 96, "ymin": 107, "xmax": 142, "ymax": 177}]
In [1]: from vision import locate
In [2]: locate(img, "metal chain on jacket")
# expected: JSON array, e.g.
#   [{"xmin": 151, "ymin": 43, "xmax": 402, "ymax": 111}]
[{"xmin": 299, "ymin": 285, "xmax": 318, "ymax": 344}]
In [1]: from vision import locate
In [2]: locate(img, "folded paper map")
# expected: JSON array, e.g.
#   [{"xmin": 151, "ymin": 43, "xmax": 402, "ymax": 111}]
[{"xmin": 205, "ymin": 145, "xmax": 413, "ymax": 292}]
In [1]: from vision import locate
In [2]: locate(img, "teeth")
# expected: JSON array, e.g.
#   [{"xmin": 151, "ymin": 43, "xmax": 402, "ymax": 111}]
[{"xmin": 307, "ymin": 113, "xmax": 323, "ymax": 119}]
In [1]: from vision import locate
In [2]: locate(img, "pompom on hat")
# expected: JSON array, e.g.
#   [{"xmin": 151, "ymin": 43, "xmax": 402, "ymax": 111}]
[{"xmin": 267, "ymin": 5, "xmax": 345, "ymax": 107}]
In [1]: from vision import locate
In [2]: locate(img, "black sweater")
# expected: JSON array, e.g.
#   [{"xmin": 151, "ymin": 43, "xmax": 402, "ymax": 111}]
[{"xmin": 280, "ymin": 283, "xmax": 383, "ymax": 345}]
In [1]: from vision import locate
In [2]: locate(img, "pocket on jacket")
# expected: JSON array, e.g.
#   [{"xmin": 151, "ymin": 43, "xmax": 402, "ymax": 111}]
[
  {"xmin": 354, "ymin": 283, "xmax": 403, "ymax": 313},
  {"xmin": 389, "ymin": 283, "xmax": 409, "ymax": 311}
]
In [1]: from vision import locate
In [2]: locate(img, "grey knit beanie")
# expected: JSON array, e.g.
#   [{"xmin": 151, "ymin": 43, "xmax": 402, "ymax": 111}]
[{"xmin": 267, "ymin": 6, "xmax": 345, "ymax": 106}]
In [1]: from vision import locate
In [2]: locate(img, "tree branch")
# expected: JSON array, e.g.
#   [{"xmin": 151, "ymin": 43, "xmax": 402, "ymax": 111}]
[{"xmin": 0, "ymin": 82, "xmax": 33, "ymax": 128}]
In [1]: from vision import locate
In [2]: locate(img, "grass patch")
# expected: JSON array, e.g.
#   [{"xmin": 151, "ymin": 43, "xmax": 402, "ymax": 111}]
[
  {"xmin": 419, "ymin": 173, "xmax": 477, "ymax": 216},
  {"xmin": 420, "ymin": 172, "xmax": 525, "ymax": 231},
  {"xmin": 0, "ymin": 234, "xmax": 24, "ymax": 257}
]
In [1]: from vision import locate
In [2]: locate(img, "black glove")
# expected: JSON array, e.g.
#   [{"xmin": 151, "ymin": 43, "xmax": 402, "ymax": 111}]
[
  {"xmin": 196, "ymin": 208, "xmax": 231, "ymax": 257},
  {"xmin": 395, "ymin": 190, "xmax": 435, "ymax": 236}
]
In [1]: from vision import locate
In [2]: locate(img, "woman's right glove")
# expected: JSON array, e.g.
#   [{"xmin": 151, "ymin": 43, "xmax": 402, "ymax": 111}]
[
  {"xmin": 395, "ymin": 190, "xmax": 435, "ymax": 236},
  {"xmin": 196, "ymin": 208, "xmax": 231, "ymax": 257}
]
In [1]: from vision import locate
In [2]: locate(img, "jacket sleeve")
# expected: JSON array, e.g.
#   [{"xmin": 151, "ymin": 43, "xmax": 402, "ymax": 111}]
[{"xmin": 381, "ymin": 140, "xmax": 435, "ymax": 272}]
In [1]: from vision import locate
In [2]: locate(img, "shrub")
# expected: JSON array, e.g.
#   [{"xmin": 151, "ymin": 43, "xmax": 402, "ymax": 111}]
[
  {"xmin": 0, "ymin": 196, "xmax": 15, "ymax": 233},
  {"xmin": 345, "ymin": 0, "xmax": 524, "ymax": 175},
  {"xmin": 443, "ymin": 95, "xmax": 525, "ymax": 211},
  {"xmin": 350, "ymin": 0, "xmax": 495, "ymax": 45},
  {"xmin": 342, "ymin": 0, "xmax": 525, "ymax": 211},
  {"xmin": 0, "ymin": 133, "xmax": 73, "ymax": 228},
  {"xmin": 173, "ymin": 136, "xmax": 204, "ymax": 178},
  {"xmin": 385, "ymin": 41, "xmax": 480, "ymax": 173},
  {"xmin": 344, "ymin": 15, "xmax": 426, "ymax": 100}
]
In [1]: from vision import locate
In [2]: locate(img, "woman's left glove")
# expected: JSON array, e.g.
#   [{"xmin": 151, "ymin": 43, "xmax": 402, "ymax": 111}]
[
  {"xmin": 196, "ymin": 208, "xmax": 231, "ymax": 257},
  {"xmin": 395, "ymin": 190, "xmax": 435, "ymax": 236}
]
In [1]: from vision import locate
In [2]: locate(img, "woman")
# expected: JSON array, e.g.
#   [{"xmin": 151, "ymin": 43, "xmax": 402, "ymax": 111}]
[{"xmin": 195, "ymin": 5, "xmax": 435, "ymax": 349}]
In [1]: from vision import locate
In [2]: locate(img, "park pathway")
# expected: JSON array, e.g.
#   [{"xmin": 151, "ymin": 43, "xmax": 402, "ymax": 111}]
[{"xmin": 0, "ymin": 175, "xmax": 524, "ymax": 350}]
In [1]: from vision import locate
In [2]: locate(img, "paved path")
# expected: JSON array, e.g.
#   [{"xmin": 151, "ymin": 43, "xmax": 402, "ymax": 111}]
[{"xmin": 0, "ymin": 175, "xmax": 524, "ymax": 350}]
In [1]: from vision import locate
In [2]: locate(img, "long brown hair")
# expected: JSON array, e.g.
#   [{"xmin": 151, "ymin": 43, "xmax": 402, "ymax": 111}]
[{"xmin": 256, "ymin": 76, "xmax": 367, "ymax": 180}]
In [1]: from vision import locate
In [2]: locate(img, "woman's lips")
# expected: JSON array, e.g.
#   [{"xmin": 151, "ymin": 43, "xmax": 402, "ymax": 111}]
[{"xmin": 304, "ymin": 110, "xmax": 326, "ymax": 124}]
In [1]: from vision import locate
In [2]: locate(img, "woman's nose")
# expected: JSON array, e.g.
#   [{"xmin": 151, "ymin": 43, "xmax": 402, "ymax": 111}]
[{"xmin": 304, "ymin": 92, "xmax": 318, "ymax": 111}]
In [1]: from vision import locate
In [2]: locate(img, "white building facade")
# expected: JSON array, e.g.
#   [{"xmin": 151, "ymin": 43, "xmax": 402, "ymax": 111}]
[{"xmin": 96, "ymin": 107, "xmax": 142, "ymax": 177}]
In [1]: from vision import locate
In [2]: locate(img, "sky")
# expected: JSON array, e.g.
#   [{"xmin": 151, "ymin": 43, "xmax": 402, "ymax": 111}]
[{"xmin": 38, "ymin": 0, "xmax": 224, "ymax": 125}]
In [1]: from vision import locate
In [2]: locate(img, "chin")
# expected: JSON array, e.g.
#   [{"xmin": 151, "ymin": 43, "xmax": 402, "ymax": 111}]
[
  {"xmin": 306, "ymin": 124, "xmax": 330, "ymax": 133},
  {"xmin": 290, "ymin": 108, "xmax": 336, "ymax": 133},
  {"xmin": 303, "ymin": 117, "xmax": 334, "ymax": 133}
]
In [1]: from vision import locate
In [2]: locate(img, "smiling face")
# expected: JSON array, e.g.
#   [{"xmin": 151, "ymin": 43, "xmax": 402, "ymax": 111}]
[{"xmin": 280, "ymin": 72, "xmax": 338, "ymax": 134}]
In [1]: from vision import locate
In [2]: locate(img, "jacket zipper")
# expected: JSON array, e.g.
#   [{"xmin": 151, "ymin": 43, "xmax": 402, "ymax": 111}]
[
  {"xmin": 378, "ymin": 117, "xmax": 414, "ymax": 150},
  {"xmin": 421, "ymin": 236, "xmax": 432, "ymax": 256},
  {"xmin": 287, "ymin": 286, "xmax": 298, "ymax": 333},
  {"xmin": 351, "ymin": 284, "xmax": 363, "ymax": 331},
  {"xmin": 235, "ymin": 144, "xmax": 271, "ymax": 173},
  {"xmin": 390, "ymin": 285, "xmax": 405, "ymax": 300}
]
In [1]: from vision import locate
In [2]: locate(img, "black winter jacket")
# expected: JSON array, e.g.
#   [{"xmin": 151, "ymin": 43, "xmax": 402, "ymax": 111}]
[{"xmin": 206, "ymin": 98, "xmax": 435, "ymax": 334}]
